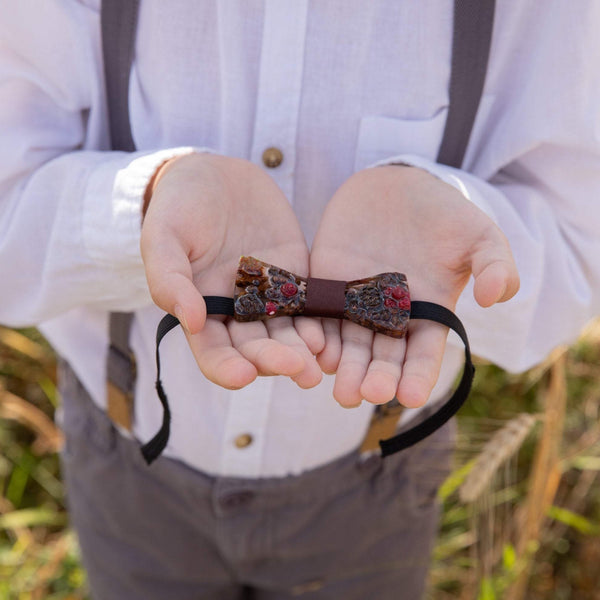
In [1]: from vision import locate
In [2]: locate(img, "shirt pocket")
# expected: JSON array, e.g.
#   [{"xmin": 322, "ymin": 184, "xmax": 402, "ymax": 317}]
[
  {"xmin": 353, "ymin": 111, "xmax": 448, "ymax": 173},
  {"xmin": 354, "ymin": 95, "xmax": 496, "ymax": 173}
]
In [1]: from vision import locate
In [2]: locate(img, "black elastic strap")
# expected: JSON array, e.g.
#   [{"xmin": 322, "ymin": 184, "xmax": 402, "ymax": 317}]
[
  {"xmin": 436, "ymin": 0, "xmax": 496, "ymax": 168},
  {"xmin": 141, "ymin": 299, "xmax": 474, "ymax": 465},
  {"xmin": 379, "ymin": 301, "xmax": 474, "ymax": 456},
  {"xmin": 141, "ymin": 297, "xmax": 234, "ymax": 463}
]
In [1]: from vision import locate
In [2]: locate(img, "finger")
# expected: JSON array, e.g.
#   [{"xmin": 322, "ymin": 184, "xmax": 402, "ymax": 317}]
[
  {"xmin": 266, "ymin": 318, "xmax": 323, "ymax": 389},
  {"xmin": 142, "ymin": 233, "xmax": 207, "ymax": 334},
  {"xmin": 396, "ymin": 319, "xmax": 448, "ymax": 408},
  {"xmin": 186, "ymin": 319, "xmax": 258, "ymax": 389},
  {"xmin": 473, "ymin": 259, "xmax": 520, "ymax": 307},
  {"xmin": 471, "ymin": 236, "xmax": 520, "ymax": 308},
  {"xmin": 316, "ymin": 319, "xmax": 343, "ymax": 374},
  {"xmin": 360, "ymin": 333, "xmax": 407, "ymax": 404},
  {"xmin": 228, "ymin": 320, "xmax": 306, "ymax": 377},
  {"xmin": 333, "ymin": 321, "xmax": 373, "ymax": 408},
  {"xmin": 294, "ymin": 316, "xmax": 326, "ymax": 356}
]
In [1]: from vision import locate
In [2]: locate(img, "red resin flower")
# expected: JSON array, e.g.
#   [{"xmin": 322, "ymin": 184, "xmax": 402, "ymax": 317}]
[
  {"xmin": 280, "ymin": 282, "xmax": 298, "ymax": 297},
  {"xmin": 398, "ymin": 297, "xmax": 411, "ymax": 311},
  {"xmin": 391, "ymin": 286, "xmax": 406, "ymax": 300},
  {"xmin": 390, "ymin": 286, "xmax": 410, "ymax": 310},
  {"xmin": 384, "ymin": 294, "xmax": 410, "ymax": 311}
]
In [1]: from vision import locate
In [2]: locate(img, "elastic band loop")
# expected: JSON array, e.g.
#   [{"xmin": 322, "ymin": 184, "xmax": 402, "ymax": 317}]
[
  {"xmin": 141, "ymin": 298, "xmax": 474, "ymax": 464},
  {"xmin": 140, "ymin": 297, "xmax": 234, "ymax": 463},
  {"xmin": 378, "ymin": 301, "xmax": 474, "ymax": 456}
]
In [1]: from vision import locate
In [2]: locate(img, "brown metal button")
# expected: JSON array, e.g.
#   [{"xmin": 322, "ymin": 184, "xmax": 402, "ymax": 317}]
[
  {"xmin": 262, "ymin": 147, "xmax": 283, "ymax": 168},
  {"xmin": 234, "ymin": 433, "xmax": 253, "ymax": 448}
]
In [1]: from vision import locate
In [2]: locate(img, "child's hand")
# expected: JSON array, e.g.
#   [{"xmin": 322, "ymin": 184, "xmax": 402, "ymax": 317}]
[
  {"xmin": 310, "ymin": 165, "xmax": 519, "ymax": 408},
  {"xmin": 141, "ymin": 153, "xmax": 324, "ymax": 390}
]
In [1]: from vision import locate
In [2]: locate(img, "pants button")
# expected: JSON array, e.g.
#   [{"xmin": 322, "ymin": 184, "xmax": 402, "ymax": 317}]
[{"xmin": 219, "ymin": 490, "xmax": 255, "ymax": 510}]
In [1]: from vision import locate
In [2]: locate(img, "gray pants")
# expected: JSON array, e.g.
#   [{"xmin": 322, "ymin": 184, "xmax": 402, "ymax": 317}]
[{"xmin": 59, "ymin": 364, "xmax": 454, "ymax": 600}]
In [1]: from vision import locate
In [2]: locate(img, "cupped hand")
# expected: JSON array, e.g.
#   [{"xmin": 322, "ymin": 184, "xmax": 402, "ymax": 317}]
[
  {"xmin": 141, "ymin": 153, "xmax": 324, "ymax": 390},
  {"xmin": 310, "ymin": 165, "xmax": 519, "ymax": 409}
]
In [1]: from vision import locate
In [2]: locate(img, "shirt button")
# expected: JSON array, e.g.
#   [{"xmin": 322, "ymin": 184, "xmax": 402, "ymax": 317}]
[
  {"xmin": 262, "ymin": 147, "xmax": 283, "ymax": 168},
  {"xmin": 234, "ymin": 433, "xmax": 253, "ymax": 449}
]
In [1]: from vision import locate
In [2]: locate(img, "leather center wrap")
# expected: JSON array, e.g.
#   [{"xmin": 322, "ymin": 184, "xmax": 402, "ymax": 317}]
[{"xmin": 303, "ymin": 277, "xmax": 346, "ymax": 319}]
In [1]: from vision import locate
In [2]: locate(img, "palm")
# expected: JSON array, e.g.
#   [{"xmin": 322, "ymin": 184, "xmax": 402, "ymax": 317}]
[
  {"xmin": 142, "ymin": 154, "xmax": 323, "ymax": 390},
  {"xmin": 310, "ymin": 166, "xmax": 518, "ymax": 408}
]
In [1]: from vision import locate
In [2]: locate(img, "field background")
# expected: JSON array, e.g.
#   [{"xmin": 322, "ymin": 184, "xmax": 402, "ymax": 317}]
[{"xmin": 1, "ymin": 323, "xmax": 600, "ymax": 600}]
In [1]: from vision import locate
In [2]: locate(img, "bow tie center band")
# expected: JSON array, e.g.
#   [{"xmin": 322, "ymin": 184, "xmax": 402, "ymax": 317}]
[{"xmin": 142, "ymin": 256, "xmax": 474, "ymax": 464}]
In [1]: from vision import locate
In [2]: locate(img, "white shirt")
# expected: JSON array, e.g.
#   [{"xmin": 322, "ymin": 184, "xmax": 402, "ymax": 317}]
[{"xmin": 1, "ymin": 0, "xmax": 599, "ymax": 477}]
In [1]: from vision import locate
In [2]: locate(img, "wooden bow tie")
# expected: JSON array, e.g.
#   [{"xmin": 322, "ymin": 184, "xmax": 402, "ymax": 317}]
[{"xmin": 234, "ymin": 256, "xmax": 410, "ymax": 337}]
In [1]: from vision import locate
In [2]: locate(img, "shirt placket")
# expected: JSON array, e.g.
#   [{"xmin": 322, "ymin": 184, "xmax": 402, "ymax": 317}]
[
  {"xmin": 220, "ymin": 377, "xmax": 274, "ymax": 477},
  {"xmin": 220, "ymin": 0, "xmax": 308, "ymax": 477},
  {"xmin": 249, "ymin": 0, "xmax": 309, "ymax": 204}
]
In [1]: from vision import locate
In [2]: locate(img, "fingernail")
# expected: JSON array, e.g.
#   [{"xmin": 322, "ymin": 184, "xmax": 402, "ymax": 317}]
[{"xmin": 174, "ymin": 304, "xmax": 190, "ymax": 334}]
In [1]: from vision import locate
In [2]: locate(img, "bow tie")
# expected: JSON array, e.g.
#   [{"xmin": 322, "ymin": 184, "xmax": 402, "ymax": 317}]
[
  {"xmin": 234, "ymin": 256, "xmax": 411, "ymax": 337},
  {"xmin": 141, "ymin": 256, "xmax": 475, "ymax": 466}
]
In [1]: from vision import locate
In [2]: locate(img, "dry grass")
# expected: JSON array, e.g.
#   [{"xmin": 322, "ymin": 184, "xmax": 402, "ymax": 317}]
[{"xmin": 429, "ymin": 320, "xmax": 600, "ymax": 599}]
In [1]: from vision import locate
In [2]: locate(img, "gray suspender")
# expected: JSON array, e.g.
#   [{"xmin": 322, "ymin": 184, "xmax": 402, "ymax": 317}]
[
  {"xmin": 100, "ymin": 0, "xmax": 496, "ymax": 427},
  {"xmin": 102, "ymin": 0, "xmax": 140, "ymax": 428},
  {"xmin": 438, "ymin": 0, "xmax": 496, "ymax": 168},
  {"xmin": 101, "ymin": 0, "xmax": 140, "ymax": 153}
]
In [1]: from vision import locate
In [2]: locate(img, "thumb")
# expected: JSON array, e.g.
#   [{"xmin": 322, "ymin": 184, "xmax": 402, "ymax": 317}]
[
  {"xmin": 142, "ymin": 235, "xmax": 207, "ymax": 334},
  {"xmin": 470, "ymin": 236, "xmax": 520, "ymax": 308}
]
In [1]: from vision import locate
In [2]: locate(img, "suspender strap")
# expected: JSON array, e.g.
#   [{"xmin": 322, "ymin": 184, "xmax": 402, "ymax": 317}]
[
  {"xmin": 101, "ymin": 0, "xmax": 140, "ymax": 429},
  {"xmin": 101, "ymin": 0, "xmax": 140, "ymax": 153},
  {"xmin": 436, "ymin": 0, "xmax": 496, "ymax": 168}
]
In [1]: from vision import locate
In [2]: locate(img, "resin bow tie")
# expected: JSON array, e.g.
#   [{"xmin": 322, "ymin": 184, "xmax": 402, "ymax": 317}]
[
  {"xmin": 142, "ymin": 256, "xmax": 475, "ymax": 466},
  {"xmin": 233, "ymin": 256, "xmax": 411, "ymax": 337}
]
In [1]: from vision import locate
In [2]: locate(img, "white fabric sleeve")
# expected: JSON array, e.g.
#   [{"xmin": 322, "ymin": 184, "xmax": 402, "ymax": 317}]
[
  {"xmin": 0, "ymin": 2, "xmax": 210, "ymax": 326},
  {"xmin": 372, "ymin": 149, "xmax": 600, "ymax": 374}
]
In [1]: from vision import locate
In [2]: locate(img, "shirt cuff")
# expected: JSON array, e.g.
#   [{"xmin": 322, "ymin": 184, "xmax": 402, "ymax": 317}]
[{"xmin": 83, "ymin": 147, "xmax": 207, "ymax": 270}]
